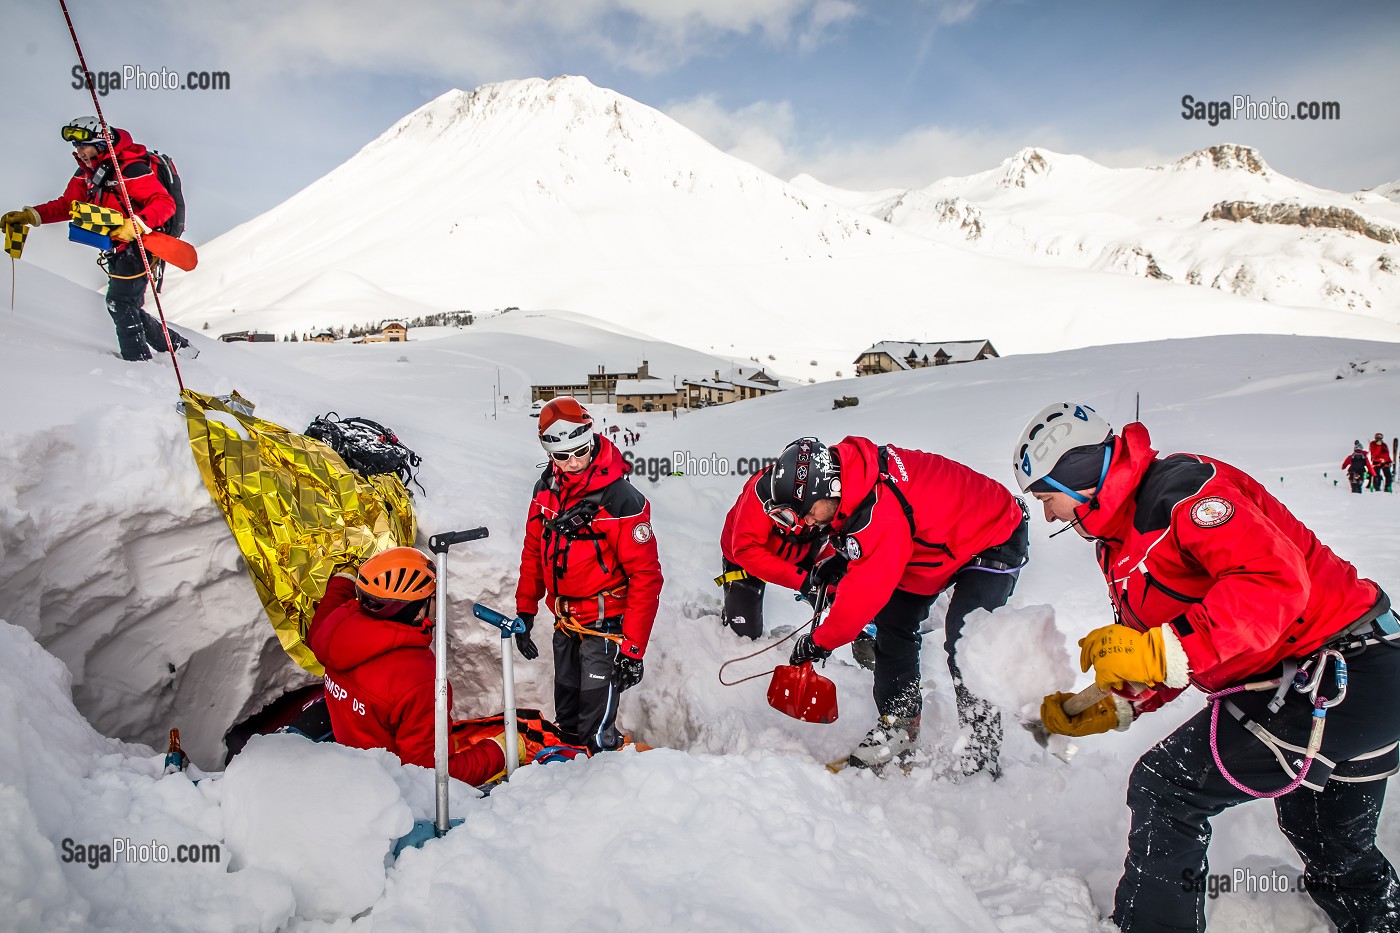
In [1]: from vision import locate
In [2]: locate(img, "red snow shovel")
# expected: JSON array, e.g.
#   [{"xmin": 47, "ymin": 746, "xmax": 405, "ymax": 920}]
[{"xmin": 767, "ymin": 662, "xmax": 838, "ymax": 724}]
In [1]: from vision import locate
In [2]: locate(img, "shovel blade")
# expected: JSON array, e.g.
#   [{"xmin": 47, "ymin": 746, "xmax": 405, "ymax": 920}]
[
  {"xmin": 143, "ymin": 231, "xmax": 199, "ymax": 271},
  {"xmin": 767, "ymin": 662, "xmax": 838, "ymax": 724}
]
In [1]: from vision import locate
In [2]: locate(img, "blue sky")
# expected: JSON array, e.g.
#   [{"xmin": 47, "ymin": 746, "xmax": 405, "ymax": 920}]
[{"xmin": 4, "ymin": 0, "xmax": 1397, "ymax": 285}]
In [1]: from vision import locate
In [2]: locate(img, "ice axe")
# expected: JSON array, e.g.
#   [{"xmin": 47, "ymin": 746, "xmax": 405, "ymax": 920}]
[
  {"xmin": 427, "ymin": 526, "xmax": 489, "ymax": 837},
  {"xmin": 470, "ymin": 603, "xmax": 528, "ymax": 779}
]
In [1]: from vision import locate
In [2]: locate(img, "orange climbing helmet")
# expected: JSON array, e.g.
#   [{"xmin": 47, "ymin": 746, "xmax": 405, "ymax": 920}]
[{"xmin": 355, "ymin": 547, "xmax": 436, "ymax": 622}]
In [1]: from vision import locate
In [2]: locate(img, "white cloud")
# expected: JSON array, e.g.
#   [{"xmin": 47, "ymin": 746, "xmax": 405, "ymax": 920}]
[
  {"xmin": 134, "ymin": 0, "xmax": 860, "ymax": 82},
  {"xmin": 664, "ymin": 94, "xmax": 1074, "ymax": 191}
]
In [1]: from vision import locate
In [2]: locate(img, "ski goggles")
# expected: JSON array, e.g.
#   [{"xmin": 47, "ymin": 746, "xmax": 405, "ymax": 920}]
[
  {"xmin": 764, "ymin": 501, "xmax": 803, "ymax": 532},
  {"xmin": 61, "ymin": 124, "xmax": 105, "ymax": 145},
  {"xmin": 550, "ymin": 443, "xmax": 593, "ymax": 463}
]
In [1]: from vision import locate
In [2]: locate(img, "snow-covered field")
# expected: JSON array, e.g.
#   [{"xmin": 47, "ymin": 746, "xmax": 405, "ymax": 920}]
[{"xmin": 4, "ymin": 263, "xmax": 1400, "ymax": 931}]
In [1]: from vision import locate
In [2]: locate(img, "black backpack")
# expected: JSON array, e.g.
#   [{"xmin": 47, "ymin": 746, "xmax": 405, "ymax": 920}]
[
  {"xmin": 146, "ymin": 151, "xmax": 185, "ymax": 238},
  {"xmin": 1349, "ymin": 452, "xmax": 1369, "ymax": 475},
  {"xmin": 305, "ymin": 413, "xmax": 423, "ymax": 493}
]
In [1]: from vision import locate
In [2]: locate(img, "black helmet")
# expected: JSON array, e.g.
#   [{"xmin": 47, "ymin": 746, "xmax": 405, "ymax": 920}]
[{"xmin": 766, "ymin": 437, "xmax": 841, "ymax": 521}]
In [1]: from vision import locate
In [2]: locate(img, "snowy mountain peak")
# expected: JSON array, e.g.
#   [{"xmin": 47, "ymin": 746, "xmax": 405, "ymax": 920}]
[
  {"xmin": 370, "ymin": 75, "xmax": 656, "ymax": 153},
  {"xmin": 997, "ymin": 147, "xmax": 1053, "ymax": 188},
  {"xmin": 1173, "ymin": 144, "xmax": 1271, "ymax": 175}
]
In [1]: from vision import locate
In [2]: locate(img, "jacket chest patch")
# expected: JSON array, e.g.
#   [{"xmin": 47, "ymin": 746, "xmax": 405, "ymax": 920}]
[{"xmin": 1190, "ymin": 497, "xmax": 1234, "ymax": 528}]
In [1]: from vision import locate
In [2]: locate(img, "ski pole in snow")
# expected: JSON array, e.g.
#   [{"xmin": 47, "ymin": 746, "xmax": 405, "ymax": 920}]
[
  {"xmin": 472, "ymin": 604, "xmax": 528, "ymax": 778},
  {"xmin": 427, "ymin": 526, "xmax": 489, "ymax": 836}
]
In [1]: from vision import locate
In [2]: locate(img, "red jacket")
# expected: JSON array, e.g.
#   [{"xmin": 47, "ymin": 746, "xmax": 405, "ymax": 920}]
[
  {"xmin": 307, "ymin": 576, "xmax": 505, "ymax": 784},
  {"xmin": 33, "ymin": 127, "xmax": 175, "ymax": 246},
  {"xmin": 1369, "ymin": 440, "xmax": 1393, "ymax": 467},
  {"xmin": 1080, "ymin": 423, "xmax": 1381, "ymax": 700},
  {"xmin": 721, "ymin": 468, "xmax": 821, "ymax": 590},
  {"xmin": 1343, "ymin": 450, "xmax": 1375, "ymax": 476},
  {"xmin": 813, "ymin": 437, "xmax": 1023, "ymax": 650},
  {"xmin": 515, "ymin": 437, "xmax": 663, "ymax": 659}
]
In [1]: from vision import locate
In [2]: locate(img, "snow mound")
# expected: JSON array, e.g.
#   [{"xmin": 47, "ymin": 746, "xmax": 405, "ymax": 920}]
[{"xmin": 958, "ymin": 603, "xmax": 1075, "ymax": 718}]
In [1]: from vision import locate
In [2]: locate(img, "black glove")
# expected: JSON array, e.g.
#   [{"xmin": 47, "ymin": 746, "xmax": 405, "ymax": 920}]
[
  {"xmin": 800, "ymin": 553, "xmax": 848, "ymax": 607},
  {"xmin": 514, "ymin": 613, "xmax": 539, "ymax": 660},
  {"xmin": 615, "ymin": 654, "xmax": 644, "ymax": 691},
  {"xmin": 789, "ymin": 632, "xmax": 832, "ymax": 666}
]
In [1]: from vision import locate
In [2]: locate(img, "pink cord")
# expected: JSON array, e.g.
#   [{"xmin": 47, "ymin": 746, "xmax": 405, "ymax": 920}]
[{"xmin": 1207, "ymin": 685, "xmax": 1312, "ymax": 799}]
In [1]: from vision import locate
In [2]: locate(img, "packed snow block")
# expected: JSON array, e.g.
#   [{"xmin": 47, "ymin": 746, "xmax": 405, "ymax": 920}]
[
  {"xmin": 0, "ymin": 620, "xmax": 297, "ymax": 933},
  {"xmin": 219, "ymin": 733, "xmax": 414, "ymax": 919},
  {"xmin": 956, "ymin": 603, "xmax": 1074, "ymax": 717}
]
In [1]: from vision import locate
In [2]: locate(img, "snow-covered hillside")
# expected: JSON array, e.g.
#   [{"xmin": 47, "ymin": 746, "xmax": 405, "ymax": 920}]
[
  {"xmin": 162, "ymin": 77, "xmax": 1400, "ymax": 375},
  {"xmin": 5, "ymin": 263, "xmax": 1400, "ymax": 931},
  {"xmin": 794, "ymin": 145, "xmax": 1400, "ymax": 316}
]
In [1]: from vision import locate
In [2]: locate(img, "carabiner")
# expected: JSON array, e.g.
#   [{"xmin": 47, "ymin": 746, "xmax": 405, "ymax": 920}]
[{"xmin": 1296, "ymin": 649, "xmax": 1347, "ymax": 709}]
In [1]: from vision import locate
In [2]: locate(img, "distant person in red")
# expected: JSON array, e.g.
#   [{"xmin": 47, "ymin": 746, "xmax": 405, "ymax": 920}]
[
  {"xmin": 1368, "ymin": 433, "xmax": 1393, "ymax": 492},
  {"xmin": 773, "ymin": 436, "xmax": 1029, "ymax": 776},
  {"xmin": 308, "ymin": 547, "xmax": 517, "ymax": 784},
  {"xmin": 717, "ymin": 466, "xmax": 825, "ymax": 639},
  {"xmin": 1, "ymin": 116, "xmax": 193, "ymax": 361},
  {"xmin": 1343, "ymin": 441, "xmax": 1373, "ymax": 495},
  {"xmin": 514, "ymin": 397, "xmax": 664, "ymax": 752}
]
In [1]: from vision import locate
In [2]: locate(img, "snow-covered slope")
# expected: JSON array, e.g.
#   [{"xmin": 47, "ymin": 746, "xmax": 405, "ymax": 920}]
[
  {"xmin": 7, "ymin": 260, "xmax": 1400, "ymax": 931},
  {"xmin": 164, "ymin": 77, "xmax": 1400, "ymax": 372},
  {"xmin": 796, "ymin": 145, "xmax": 1400, "ymax": 316}
]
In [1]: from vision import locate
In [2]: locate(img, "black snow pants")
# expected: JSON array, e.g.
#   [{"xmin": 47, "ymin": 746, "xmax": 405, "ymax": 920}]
[
  {"xmin": 720, "ymin": 561, "xmax": 767, "ymax": 640},
  {"xmin": 552, "ymin": 616, "xmax": 623, "ymax": 753},
  {"xmin": 1372, "ymin": 462, "xmax": 1393, "ymax": 493},
  {"xmin": 1112, "ymin": 621, "xmax": 1400, "ymax": 933},
  {"xmin": 105, "ymin": 248, "xmax": 187, "ymax": 361},
  {"xmin": 720, "ymin": 543, "xmax": 817, "ymax": 640}
]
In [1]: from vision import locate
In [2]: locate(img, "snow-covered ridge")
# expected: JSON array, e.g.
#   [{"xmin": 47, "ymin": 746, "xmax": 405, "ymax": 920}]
[
  {"xmin": 817, "ymin": 143, "xmax": 1400, "ymax": 315},
  {"xmin": 165, "ymin": 77, "xmax": 1400, "ymax": 368}
]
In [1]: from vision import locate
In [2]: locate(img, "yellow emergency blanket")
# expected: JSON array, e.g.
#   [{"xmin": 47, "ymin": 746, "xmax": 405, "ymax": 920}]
[{"xmin": 181, "ymin": 389, "xmax": 416, "ymax": 675}]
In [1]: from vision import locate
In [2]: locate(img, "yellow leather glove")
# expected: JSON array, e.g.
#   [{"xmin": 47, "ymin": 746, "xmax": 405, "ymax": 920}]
[
  {"xmin": 1078, "ymin": 624, "xmax": 1169, "ymax": 690},
  {"xmin": 110, "ymin": 215, "xmax": 148, "ymax": 242},
  {"xmin": 2, "ymin": 207, "xmax": 40, "ymax": 228},
  {"xmin": 1041, "ymin": 691, "xmax": 1128, "ymax": 737}
]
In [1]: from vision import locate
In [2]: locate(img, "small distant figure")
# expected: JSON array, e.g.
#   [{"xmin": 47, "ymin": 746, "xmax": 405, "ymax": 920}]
[
  {"xmin": 1343, "ymin": 441, "xmax": 1374, "ymax": 495},
  {"xmin": 1368, "ymin": 433, "xmax": 1393, "ymax": 493}
]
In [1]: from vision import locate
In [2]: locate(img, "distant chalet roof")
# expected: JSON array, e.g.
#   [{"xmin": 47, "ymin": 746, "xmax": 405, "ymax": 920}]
[
  {"xmin": 860, "ymin": 340, "xmax": 996, "ymax": 368},
  {"xmin": 614, "ymin": 378, "xmax": 675, "ymax": 395}
]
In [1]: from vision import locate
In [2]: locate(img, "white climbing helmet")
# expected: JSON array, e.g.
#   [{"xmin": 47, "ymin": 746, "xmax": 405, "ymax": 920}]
[{"xmin": 1012, "ymin": 402, "xmax": 1113, "ymax": 493}]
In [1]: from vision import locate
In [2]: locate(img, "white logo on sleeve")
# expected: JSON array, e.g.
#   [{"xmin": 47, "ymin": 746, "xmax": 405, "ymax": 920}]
[
  {"xmin": 845, "ymin": 537, "xmax": 862, "ymax": 560},
  {"xmin": 1191, "ymin": 497, "xmax": 1234, "ymax": 528},
  {"xmin": 632, "ymin": 522, "xmax": 654, "ymax": 543}
]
